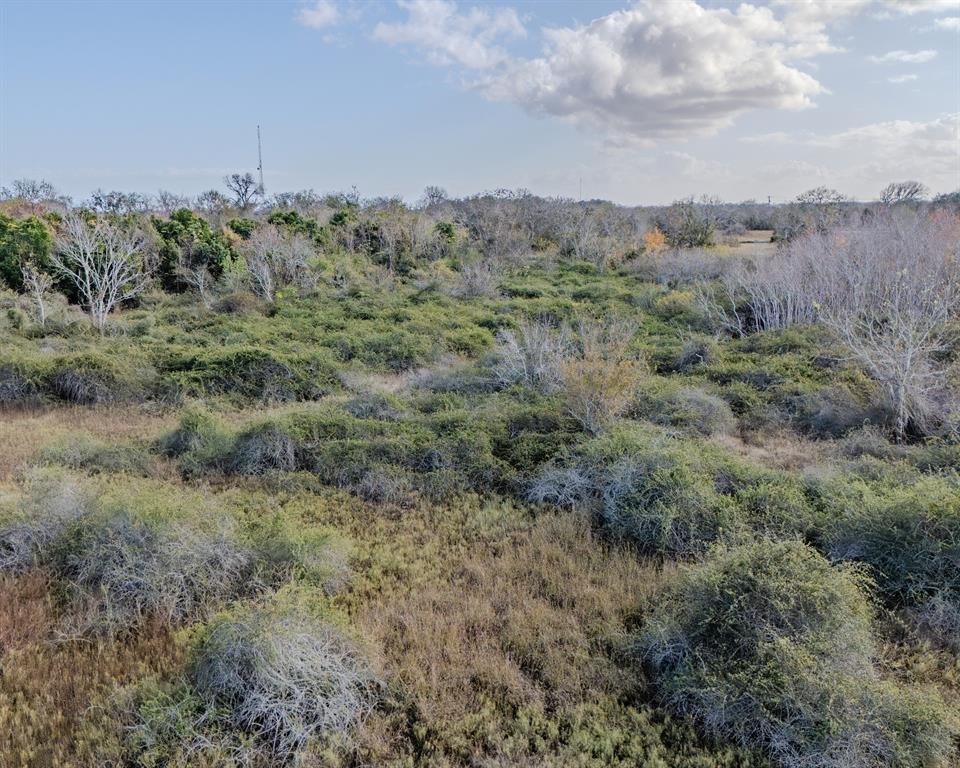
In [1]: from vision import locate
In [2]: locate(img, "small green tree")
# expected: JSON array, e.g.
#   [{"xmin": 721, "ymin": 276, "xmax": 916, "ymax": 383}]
[
  {"xmin": 152, "ymin": 208, "xmax": 237, "ymax": 290},
  {"xmin": 0, "ymin": 213, "xmax": 54, "ymax": 290}
]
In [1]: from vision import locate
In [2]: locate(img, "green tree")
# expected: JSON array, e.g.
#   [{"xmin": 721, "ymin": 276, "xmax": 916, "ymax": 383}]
[
  {"xmin": 151, "ymin": 208, "xmax": 237, "ymax": 290},
  {"xmin": 0, "ymin": 213, "xmax": 54, "ymax": 290}
]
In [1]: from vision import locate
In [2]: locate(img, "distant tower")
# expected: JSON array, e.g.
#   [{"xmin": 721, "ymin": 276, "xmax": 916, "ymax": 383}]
[{"xmin": 256, "ymin": 125, "xmax": 265, "ymax": 194}]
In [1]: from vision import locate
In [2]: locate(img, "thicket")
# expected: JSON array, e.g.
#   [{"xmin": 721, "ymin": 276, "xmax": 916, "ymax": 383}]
[
  {"xmin": 639, "ymin": 539, "xmax": 954, "ymax": 768},
  {"xmin": 0, "ymin": 472, "xmax": 347, "ymax": 634}
]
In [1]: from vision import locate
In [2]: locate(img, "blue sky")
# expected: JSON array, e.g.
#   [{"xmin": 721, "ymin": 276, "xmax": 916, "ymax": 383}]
[{"xmin": 1, "ymin": 0, "xmax": 958, "ymax": 204}]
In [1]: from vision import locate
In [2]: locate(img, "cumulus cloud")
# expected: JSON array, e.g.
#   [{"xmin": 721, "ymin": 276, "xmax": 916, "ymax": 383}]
[
  {"xmin": 480, "ymin": 1, "xmax": 825, "ymax": 143},
  {"xmin": 296, "ymin": 0, "xmax": 340, "ymax": 29},
  {"xmin": 373, "ymin": 0, "xmax": 524, "ymax": 70},
  {"xmin": 889, "ymin": 73, "xmax": 920, "ymax": 82},
  {"xmin": 773, "ymin": 0, "xmax": 874, "ymax": 57},
  {"xmin": 363, "ymin": 0, "xmax": 953, "ymax": 148},
  {"xmin": 935, "ymin": 16, "xmax": 960, "ymax": 28},
  {"xmin": 868, "ymin": 48, "xmax": 939, "ymax": 62}
]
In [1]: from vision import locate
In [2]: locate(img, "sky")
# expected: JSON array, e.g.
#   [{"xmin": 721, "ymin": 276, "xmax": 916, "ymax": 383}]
[{"xmin": 1, "ymin": 0, "xmax": 958, "ymax": 205}]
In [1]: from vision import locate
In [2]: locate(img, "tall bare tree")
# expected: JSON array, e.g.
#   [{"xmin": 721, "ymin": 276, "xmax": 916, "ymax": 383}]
[
  {"xmin": 51, "ymin": 214, "xmax": 153, "ymax": 332},
  {"xmin": 707, "ymin": 212, "xmax": 960, "ymax": 439},
  {"xmin": 224, "ymin": 173, "xmax": 261, "ymax": 211}
]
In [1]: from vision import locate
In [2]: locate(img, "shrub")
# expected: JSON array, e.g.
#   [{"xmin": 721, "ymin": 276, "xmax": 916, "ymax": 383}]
[
  {"xmin": 557, "ymin": 320, "xmax": 643, "ymax": 434},
  {"xmin": 672, "ymin": 336, "xmax": 716, "ymax": 371},
  {"xmin": 789, "ymin": 385, "xmax": 883, "ymax": 438},
  {"xmin": 639, "ymin": 539, "xmax": 954, "ymax": 768},
  {"xmin": 636, "ymin": 385, "xmax": 737, "ymax": 437},
  {"xmin": 492, "ymin": 318, "xmax": 570, "ymax": 393},
  {"xmin": 164, "ymin": 346, "xmax": 336, "ymax": 403},
  {"xmin": 190, "ymin": 603, "xmax": 379, "ymax": 760},
  {"xmin": 228, "ymin": 424, "xmax": 298, "ymax": 474},
  {"xmin": 825, "ymin": 473, "xmax": 960, "ymax": 612},
  {"xmin": 158, "ymin": 406, "xmax": 230, "ymax": 458},
  {"xmin": 0, "ymin": 363, "xmax": 38, "ymax": 406},
  {"xmin": 528, "ymin": 427, "xmax": 734, "ymax": 557},
  {"xmin": 0, "ymin": 472, "xmax": 93, "ymax": 572},
  {"xmin": 343, "ymin": 391, "xmax": 404, "ymax": 421},
  {"xmin": 60, "ymin": 509, "xmax": 253, "ymax": 633},
  {"xmin": 655, "ymin": 199, "xmax": 715, "ymax": 248},
  {"xmin": 0, "ymin": 474, "xmax": 346, "ymax": 634},
  {"xmin": 528, "ymin": 426, "xmax": 822, "ymax": 557},
  {"xmin": 47, "ymin": 353, "xmax": 154, "ymax": 405}
]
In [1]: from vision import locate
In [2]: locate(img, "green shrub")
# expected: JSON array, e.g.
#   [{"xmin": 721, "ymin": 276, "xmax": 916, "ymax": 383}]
[
  {"xmin": 527, "ymin": 426, "xmax": 820, "ymax": 557},
  {"xmin": 46, "ymin": 352, "xmax": 155, "ymax": 405},
  {"xmin": 0, "ymin": 362, "xmax": 39, "ymax": 406},
  {"xmin": 0, "ymin": 473, "xmax": 349, "ymax": 634},
  {"xmin": 163, "ymin": 346, "xmax": 336, "ymax": 402},
  {"xmin": 825, "ymin": 473, "xmax": 960, "ymax": 611},
  {"xmin": 635, "ymin": 384, "xmax": 737, "ymax": 437},
  {"xmin": 158, "ymin": 406, "xmax": 230, "ymax": 458},
  {"xmin": 640, "ymin": 539, "xmax": 954, "ymax": 768},
  {"xmin": 788, "ymin": 385, "xmax": 884, "ymax": 438}
]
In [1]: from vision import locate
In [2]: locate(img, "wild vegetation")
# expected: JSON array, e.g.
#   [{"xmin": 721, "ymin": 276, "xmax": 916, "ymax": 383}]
[{"xmin": 0, "ymin": 178, "xmax": 958, "ymax": 767}]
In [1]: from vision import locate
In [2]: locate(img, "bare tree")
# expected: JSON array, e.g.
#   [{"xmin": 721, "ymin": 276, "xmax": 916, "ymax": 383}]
[
  {"xmin": 4, "ymin": 178, "xmax": 58, "ymax": 203},
  {"xmin": 154, "ymin": 190, "xmax": 191, "ymax": 215},
  {"xmin": 879, "ymin": 180, "xmax": 929, "ymax": 205},
  {"xmin": 50, "ymin": 214, "xmax": 153, "ymax": 332},
  {"xmin": 176, "ymin": 264, "xmax": 216, "ymax": 308},
  {"xmin": 224, "ymin": 173, "xmax": 261, "ymax": 211},
  {"xmin": 85, "ymin": 189, "xmax": 150, "ymax": 215},
  {"xmin": 242, "ymin": 225, "xmax": 314, "ymax": 303},
  {"xmin": 795, "ymin": 186, "xmax": 847, "ymax": 234},
  {"xmin": 706, "ymin": 212, "xmax": 960, "ymax": 439},
  {"xmin": 20, "ymin": 261, "xmax": 54, "ymax": 328}
]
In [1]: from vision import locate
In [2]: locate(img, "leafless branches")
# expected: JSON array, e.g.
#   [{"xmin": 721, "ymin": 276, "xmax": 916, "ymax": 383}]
[
  {"xmin": 50, "ymin": 214, "xmax": 153, "ymax": 332},
  {"xmin": 20, "ymin": 260, "xmax": 55, "ymax": 327},
  {"xmin": 705, "ymin": 211, "xmax": 960, "ymax": 439},
  {"xmin": 241, "ymin": 225, "xmax": 315, "ymax": 302}
]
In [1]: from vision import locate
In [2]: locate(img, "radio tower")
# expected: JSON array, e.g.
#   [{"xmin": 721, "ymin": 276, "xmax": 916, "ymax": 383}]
[{"xmin": 256, "ymin": 125, "xmax": 265, "ymax": 195}]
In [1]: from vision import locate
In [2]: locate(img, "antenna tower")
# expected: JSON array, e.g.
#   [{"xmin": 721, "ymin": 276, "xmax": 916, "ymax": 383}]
[{"xmin": 256, "ymin": 125, "xmax": 265, "ymax": 194}]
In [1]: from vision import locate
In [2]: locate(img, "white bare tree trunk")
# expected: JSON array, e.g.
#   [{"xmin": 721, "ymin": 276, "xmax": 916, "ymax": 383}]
[{"xmin": 51, "ymin": 214, "xmax": 152, "ymax": 333}]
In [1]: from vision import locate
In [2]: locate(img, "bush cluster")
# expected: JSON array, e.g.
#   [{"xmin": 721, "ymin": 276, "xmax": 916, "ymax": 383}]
[
  {"xmin": 0, "ymin": 472, "xmax": 347, "ymax": 633},
  {"xmin": 639, "ymin": 539, "xmax": 954, "ymax": 768}
]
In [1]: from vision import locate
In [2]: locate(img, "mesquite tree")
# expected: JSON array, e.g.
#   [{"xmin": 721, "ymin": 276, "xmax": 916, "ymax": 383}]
[{"xmin": 51, "ymin": 214, "xmax": 152, "ymax": 332}]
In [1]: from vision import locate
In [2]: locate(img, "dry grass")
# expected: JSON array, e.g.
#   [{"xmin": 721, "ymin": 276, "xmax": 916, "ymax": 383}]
[
  {"xmin": 352, "ymin": 512, "xmax": 659, "ymax": 763},
  {"xmin": 0, "ymin": 405, "xmax": 174, "ymax": 483},
  {"xmin": 0, "ymin": 572, "xmax": 185, "ymax": 768},
  {"xmin": 710, "ymin": 431, "xmax": 826, "ymax": 472}
]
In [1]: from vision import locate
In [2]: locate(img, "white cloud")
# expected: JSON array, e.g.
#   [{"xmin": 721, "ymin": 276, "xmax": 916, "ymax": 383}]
[
  {"xmin": 774, "ymin": 0, "xmax": 873, "ymax": 57},
  {"xmin": 889, "ymin": 73, "xmax": 920, "ymax": 82},
  {"xmin": 373, "ymin": 0, "xmax": 524, "ymax": 70},
  {"xmin": 935, "ymin": 15, "xmax": 960, "ymax": 28},
  {"xmin": 296, "ymin": 0, "xmax": 340, "ymax": 29},
  {"xmin": 868, "ymin": 48, "xmax": 938, "ymax": 62},
  {"xmin": 814, "ymin": 113, "xmax": 958, "ymax": 151},
  {"xmin": 882, "ymin": 0, "xmax": 960, "ymax": 14},
  {"xmin": 480, "ymin": 1, "xmax": 825, "ymax": 143}
]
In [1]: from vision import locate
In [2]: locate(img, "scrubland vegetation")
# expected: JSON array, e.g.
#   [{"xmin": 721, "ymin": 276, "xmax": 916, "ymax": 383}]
[{"xmin": 0, "ymin": 177, "xmax": 958, "ymax": 766}]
